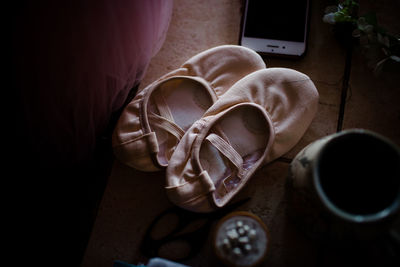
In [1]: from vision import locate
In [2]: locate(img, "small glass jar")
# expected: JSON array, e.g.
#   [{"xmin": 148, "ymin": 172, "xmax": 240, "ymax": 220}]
[{"xmin": 213, "ymin": 211, "xmax": 269, "ymax": 267}]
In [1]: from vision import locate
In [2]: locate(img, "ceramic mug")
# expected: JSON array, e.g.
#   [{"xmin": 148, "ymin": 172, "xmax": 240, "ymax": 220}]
[{"xmin": 286, "ymin": 129, "xmax": 400, "ymax": 242}]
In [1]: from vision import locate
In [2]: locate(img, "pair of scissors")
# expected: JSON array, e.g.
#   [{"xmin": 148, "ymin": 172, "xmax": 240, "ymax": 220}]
[{"xmin": 140, "ymin": 197, "xmax": 251, "ymax": 261}]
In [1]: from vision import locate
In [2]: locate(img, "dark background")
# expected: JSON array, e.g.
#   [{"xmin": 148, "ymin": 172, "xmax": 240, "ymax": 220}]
[{"xmin": 244, "ymin": 0, "xmax": 308, "ymax": 42}]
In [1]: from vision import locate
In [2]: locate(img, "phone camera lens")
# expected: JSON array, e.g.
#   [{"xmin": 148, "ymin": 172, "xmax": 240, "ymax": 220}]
[{"xmin": 283, "ymin": 46, "xmax": 286, "ymax": 49}]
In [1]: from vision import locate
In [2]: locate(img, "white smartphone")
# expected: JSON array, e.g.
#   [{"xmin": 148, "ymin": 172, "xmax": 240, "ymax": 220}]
[{"xmin": 240, "ymin": 0, "xmax": 310, "ymax": 58}]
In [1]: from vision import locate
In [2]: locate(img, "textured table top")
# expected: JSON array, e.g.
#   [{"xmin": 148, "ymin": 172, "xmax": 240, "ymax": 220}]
[{"xmin": 82, "ymin": 1, "xmax": 400, "ymax": 266}]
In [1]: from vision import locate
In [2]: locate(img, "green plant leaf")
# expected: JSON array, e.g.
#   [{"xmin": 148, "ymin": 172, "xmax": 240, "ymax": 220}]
[{"xmin": 362, "ymin": 12, "xmax": 378, "ymax": 27}]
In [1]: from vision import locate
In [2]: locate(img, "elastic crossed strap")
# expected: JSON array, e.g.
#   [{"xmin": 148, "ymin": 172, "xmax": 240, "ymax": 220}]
[
  {"xmin": 165, "ymin": 132, "xmax": 246, "ymax": 207},
  {"xmin": 148, "ymin": 91, "xmax": 186, "ymax": 161},
  {"xmin": 205, "ymin": 133, "xmax": 245, "ymax": 179},
  {"xmin": 148, "ymin": 113, "xmax": 185, "ymax": 140}
]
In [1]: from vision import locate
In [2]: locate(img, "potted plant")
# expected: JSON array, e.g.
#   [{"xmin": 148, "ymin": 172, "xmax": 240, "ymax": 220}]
[{"xmin": 323, "ymin": 0, "xmax": 400, "ymax": 74}]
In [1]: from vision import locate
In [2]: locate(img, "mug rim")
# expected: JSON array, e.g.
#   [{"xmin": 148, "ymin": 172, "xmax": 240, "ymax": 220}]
[{"xmin": 313, "ymin": 129, "xmax": 400, "ymax": 224}]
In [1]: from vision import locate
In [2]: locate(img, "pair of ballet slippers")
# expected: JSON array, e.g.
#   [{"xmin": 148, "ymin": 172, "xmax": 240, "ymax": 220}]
[{"xmin": 112, "ymin": 45, "xmax": 319, "ymax": 212}]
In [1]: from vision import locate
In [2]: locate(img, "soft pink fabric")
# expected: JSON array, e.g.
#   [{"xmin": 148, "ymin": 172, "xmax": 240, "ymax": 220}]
[
  {"xmin": 166, "ymin": 68, "xmax": 319, "ymax": 212},
  {"xmin": 112, "ymin": 45, "xmax": 266, "ymax": 171},
  {"xmin": 13, "ymin": 0, "xmax": 173, "ymax": 167}
]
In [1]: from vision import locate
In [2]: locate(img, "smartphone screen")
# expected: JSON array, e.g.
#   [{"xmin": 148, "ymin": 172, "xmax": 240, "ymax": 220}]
[{"xmin": 240, "ymin": 0, "xmax": 309, "ymax": 57}]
